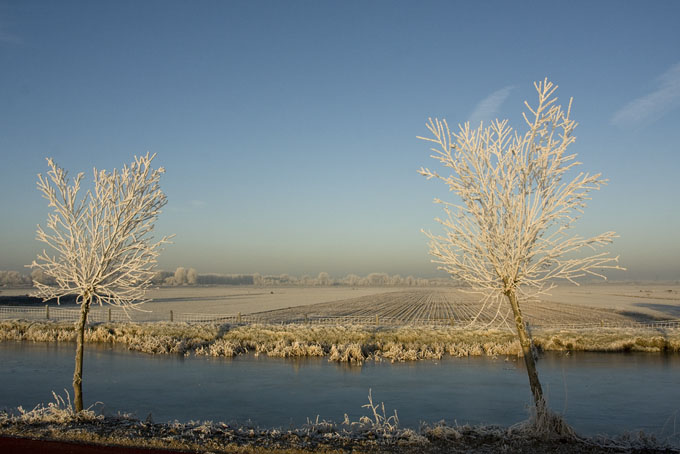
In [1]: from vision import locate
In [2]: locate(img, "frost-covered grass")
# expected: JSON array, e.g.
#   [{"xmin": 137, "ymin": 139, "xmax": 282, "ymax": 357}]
[
  {"xmin": 534, "ymin": 328, "xmax": 680, "ymax": 353},
  {"xmin": 1, "ymin": 390, "xmax": 676, "ymax": 454},
  {"xmin": 12, "ymin": 390, "xmax": 101, "ymax": 425},
  {"xmin": 2, "ymin": 320, "xmax": 679, "ymax": 363}
]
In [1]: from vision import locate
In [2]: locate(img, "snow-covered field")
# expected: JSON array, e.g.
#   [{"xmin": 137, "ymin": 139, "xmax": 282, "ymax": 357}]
[
  {"xmin": 105, "ymin": 283, "xmax": 680, "ymax": 324},
  {"xmin": 0, "ymin": 286, "xmax": 393, "ymax": 312},
  {"xmin": 256, "ymin": 287, "xmax": 680, "ymax": 327},
  {"xmin": 1, "ymin": 283, "xmax": 678, "ymax": 323},
  {"xmin": 538, "ymin": 284, "xmax": 680, "ymax": 319},
  {"xmin": 143, "ymin": 286, "xmax": 396, "ymax": 315}
]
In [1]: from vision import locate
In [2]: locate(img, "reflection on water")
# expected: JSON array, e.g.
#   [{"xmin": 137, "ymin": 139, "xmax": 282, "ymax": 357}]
[{"xmin": 0, "ymin": 341, "xmax": 678, "ymax": 439}]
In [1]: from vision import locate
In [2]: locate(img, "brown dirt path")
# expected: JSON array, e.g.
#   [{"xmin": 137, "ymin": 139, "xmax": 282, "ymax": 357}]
[{"xmin": 0, "ymin": 436, "xmax": 192, "ymax": 454}]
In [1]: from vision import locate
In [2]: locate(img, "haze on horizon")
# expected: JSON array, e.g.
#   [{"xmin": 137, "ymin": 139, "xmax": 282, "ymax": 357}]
[{"xmin": 1, "ymin": 1, "xmax": 679, "ymax": 282}]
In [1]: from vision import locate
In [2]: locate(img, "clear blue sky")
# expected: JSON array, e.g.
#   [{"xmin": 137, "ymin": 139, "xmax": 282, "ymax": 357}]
[{"xmin": 1, "ymin": 0, "xmax": 679, "ymax": 281}]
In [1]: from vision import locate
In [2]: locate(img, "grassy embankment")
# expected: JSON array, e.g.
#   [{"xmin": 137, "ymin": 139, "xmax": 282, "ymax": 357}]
[{"xmin": 2, "ymin": 320, "xmax": 679, "ymax": 362}]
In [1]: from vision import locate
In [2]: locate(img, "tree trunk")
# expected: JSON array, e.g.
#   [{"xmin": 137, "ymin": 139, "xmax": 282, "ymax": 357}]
[
  {"xmin": 73, "ymin": 297, "xmax": 90, "ymax": 413},
  {"xmin": 504, "ymin": 287, "xmax": 544, "ymax": 411}
]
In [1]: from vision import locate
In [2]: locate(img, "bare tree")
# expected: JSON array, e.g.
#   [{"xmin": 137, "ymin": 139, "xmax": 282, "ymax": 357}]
[
  {"xmin": 316, "ymin": 271, "xmax": 331, "ymax": 286},
  {"xmin": 343, "ymin": 273, "xmax": 361, "ymax": 286},
  {"xmin": 418, "ymin": 80, "xmax": 622, "ymax": 413},
  {"xmin": 187, "ymin": 267, "xmax": 198, "ymax": 285},
  {"xmin": 367, "ymin": 272, "xmax": 389, "ymax": 286},
  {"xmin": 29, "ymin": 153, "xmax": 171, "ymax": 412},
  {"xmin": 0, "ymin": 270, "xmax": 32, "ymax": 287},
  {"xmin": 173, "ymin": 266, "xmax": 187, "ymax": 285},
  {"xmin": 31, "ymin": 268, "xmax": 60, "ymax": 286},
  {"xmin": 389, "ymin": 274, "xmax": 403, "ymax": 286}
]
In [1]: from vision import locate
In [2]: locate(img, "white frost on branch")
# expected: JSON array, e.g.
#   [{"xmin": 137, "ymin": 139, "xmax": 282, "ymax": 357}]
[
  {"xmin": 418, "ymin": 79, "xmax": 623, "ymax": 326},
  {"xmin": 28, "ymin": 153, "xmax": 172, "ymax": 312}
]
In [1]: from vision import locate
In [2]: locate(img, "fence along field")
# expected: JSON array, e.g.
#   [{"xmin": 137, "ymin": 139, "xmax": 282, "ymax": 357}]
[{"xmin": 1, "ymin": 289, "xmax": 678, "ymax": 330}]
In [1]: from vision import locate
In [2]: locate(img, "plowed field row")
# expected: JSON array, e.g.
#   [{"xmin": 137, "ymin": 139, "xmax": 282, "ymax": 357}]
[{"xmin": 254, "ymin": 289, "xmax": 648, "ymax": 327}]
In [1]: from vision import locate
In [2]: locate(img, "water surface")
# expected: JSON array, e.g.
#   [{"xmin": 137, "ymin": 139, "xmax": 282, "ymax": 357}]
[{"xmin": 1, "ymin": 341, "xmax": 678, "ymax": 440}]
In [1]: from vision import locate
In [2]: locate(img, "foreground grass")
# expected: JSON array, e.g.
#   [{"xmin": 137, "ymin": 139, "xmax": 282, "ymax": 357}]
[
  {"xmin": 1, "ymin": 391, "xmax": 677, "ymax": 454},
  {"xmin": 1, "ymin": 320, "xmax": 679, "ymax": 362}
]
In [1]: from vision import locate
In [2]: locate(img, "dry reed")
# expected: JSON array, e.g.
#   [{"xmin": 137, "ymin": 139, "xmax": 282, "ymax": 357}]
[{"xmin": 1, "ymin": 320, "xmax": 679, "ymax": 363}]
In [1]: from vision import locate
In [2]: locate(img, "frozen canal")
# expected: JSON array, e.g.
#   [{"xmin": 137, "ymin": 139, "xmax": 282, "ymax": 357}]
[{"xmin": 1, "ymin": 341, "xmax": 678, "ymax": 441}]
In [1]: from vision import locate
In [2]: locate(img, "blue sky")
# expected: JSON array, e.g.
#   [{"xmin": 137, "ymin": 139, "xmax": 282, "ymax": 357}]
[{"xmin": 1, "ymin": 0, "xmax": 679, "ymax": 281}]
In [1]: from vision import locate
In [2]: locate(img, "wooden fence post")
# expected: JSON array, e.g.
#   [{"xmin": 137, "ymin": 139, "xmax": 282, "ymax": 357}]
[
  {"xmin": 375, "ymin": 314, "xmax": 379, "ymax": 325},
  {"xmin": 238, "ymin": 312, "xmax": 242, "ymax": 323},
  {"xmin": 108, "ymin": 308, "xmax": 112, "ymax": 322},
  {"xmin": 46, "ymin": 305, "xmax": 49, "ymax": 320},
  {"xmin": 170, "ymin": 310, "xmax": 174, "ymax": 322}
]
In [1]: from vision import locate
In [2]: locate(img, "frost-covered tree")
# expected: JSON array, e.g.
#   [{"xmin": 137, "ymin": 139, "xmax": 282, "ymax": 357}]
[
  {"xmin": 367, "ymin": 272, "xmax": 389, "ymax": 286},
  {"xmin": 390, "ymin": 274, "xmax": 403, "ymax": 286},
  {"xmin": 316, "ymin": 271, "xmax": 331, "ymax": 286},
  {"xmin": 173, "ymin": 266, "xmax": 187, "ymax": 285},
  {"xmin": 0, "ymin": 270, "xmax": 32, "ymax": 287},
  {"xmin": 31, "ymin": 268, "xmax": 57, "ymax": 286},
  {"xmin": 186, "ymin": 267, "xmax": 198, "ymax": 285},
  {"xmin": 29, "ymin": 153, "xmax": 170, "ymax": 412},
  {"xmin": 343, "ymin": 273, "xmax": 362, "ymax": 286},
  {"xmin": 418, "ymin": 80, "xmax": 622, "ymax": 413},
  {"xmin": 300, "ymin": 274, "xmax": 312, "ymax": 286},
  {"xmin": 150, "ymin": 270, "xmax": 172, "ymax": 285}
]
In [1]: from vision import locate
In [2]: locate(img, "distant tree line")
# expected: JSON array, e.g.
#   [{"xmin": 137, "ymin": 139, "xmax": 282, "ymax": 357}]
[
  {"xmin": 0, "ymin": 270, "xmax": 33, "ymax": 287},
  {"xmin": 0, "ymin": 268, "xmax": 453, "ymax": 288},
  {"xmin": 0, "ymin": 269, "xmax": 62, "ymax": 288},
  {"xmin": 153, "ymin": 268, "xmax": 453, "ymax": 287},
  {"xmin": 153, "ymin": 268, "xmax": 254, "ymax": 286}
]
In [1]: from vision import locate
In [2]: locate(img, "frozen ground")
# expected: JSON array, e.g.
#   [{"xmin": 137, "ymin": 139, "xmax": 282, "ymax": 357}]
[
  {"xmin": 0, "ymin": 286, "xmax": 393, "ymax": 312},
  {"xmin": 256, "ymin": 288, "xmax": 676, "ymax": 326},
  {"xmin": 539, "ymin": 284, "xmax": 680, "ymax": 319},
  {"xmin": 144, "ymin": 286, "xmax": 396, "ymax": 315},
  {"xmin": 1, "ymin": 283, "xmax": 678, "ymax": 323}
]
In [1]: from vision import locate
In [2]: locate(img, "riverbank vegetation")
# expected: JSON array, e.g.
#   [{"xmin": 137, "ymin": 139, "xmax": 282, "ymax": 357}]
[{"xmin": 2, "ymin": 320, "xmax": 679, "ymax": 363}]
